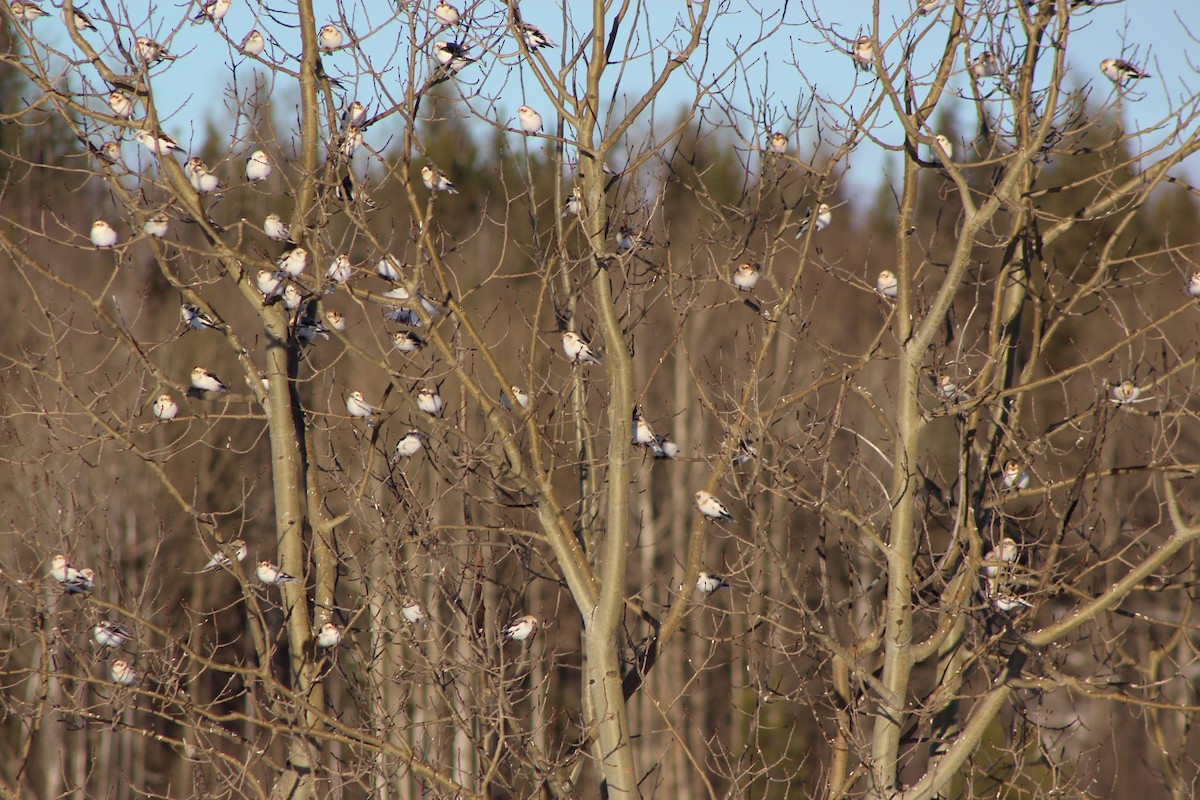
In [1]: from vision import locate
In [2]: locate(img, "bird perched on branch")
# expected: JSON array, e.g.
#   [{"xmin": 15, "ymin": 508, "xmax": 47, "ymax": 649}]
[
  {"xmin": 504, "ymin": 614, "xmax": 539, "ymax": 641},
  {"xmin": 152, "ymin": 394, "xmax": 178, "ymax": 421},
  {"xmin": 561, "ymin": 331, "xmax": 601, "ymax": 364},
  {"xmin": 191, "ymin": 366, "xmax": 228, "ymax": 394},
  {"xmin": 795, "ymin": 203, "xmax": 832, "ymax": 238},
  {"xmin": 201, "ymin": 539, "xmax": 247, "ymax": 572},
  {"xmin": 694, "ymin": 490, "xmax": 734, "ymax": 522},
  {"xmin": 256, "ymin": 560, "xmax": 297, "ymax": 585},
  {"xmin": 1100, "ymin": 58, "xmax": 1149, "ymax": 85},
  {"xmin": 696, "ymin": 572, "xmax": 729, "ymax": 596}
]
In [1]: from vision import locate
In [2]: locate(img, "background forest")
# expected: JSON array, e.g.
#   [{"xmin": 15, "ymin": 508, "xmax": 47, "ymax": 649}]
[{"xmin": 2, "ymin": 1, "xmax": 1200, "ymax": 798}]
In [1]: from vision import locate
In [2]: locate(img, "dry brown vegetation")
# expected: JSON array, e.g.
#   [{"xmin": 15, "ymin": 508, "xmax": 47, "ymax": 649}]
[{"xmin": 3, "ymin": 1, "xmax": 1200, "ymax": 798}]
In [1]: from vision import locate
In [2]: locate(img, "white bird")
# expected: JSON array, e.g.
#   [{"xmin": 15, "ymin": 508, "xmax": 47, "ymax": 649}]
[
  {"xmin": 732, "ymin": 262, "xmax": 761, "ymax": 292},
  {"xmin": 62, "ymin": 6, "xmax": 96, "ymax": 31},
  {"xmin": 201, "ymin": 539, "xmax": 247, "ymax": 572},
  {"xmin": 650, "ymin": 435, "xmax": 680, "ymax": 460},
  {"xmin": 1187, "ymin": 270, "xmax": 1200, "ymax": 298},
  {"xmin": 393, "ymin": 430, "xmax": 424, "ymax": 459},
  {"xmin": 90, "ymin": 219, "xmax": 118, "ymax": 248},
  {"xmin": 615, "ymin": 225, "xmax": 636, "ymax": 252},
  {"xmin": 185, "ymin": 157, "xmax": 221, "ymax": 194},
  {"xmin": 110, "ymin": 658, "xmax": 138, "ymax": 686},
  {"xmin": 876, "ymin": 269, "xmax": 898, "ymax": 298},
  {"xmin": 10, "ymin": 1, "xmax": 47, "ymax": 22},
  {"xmin": 376, "ymin": 256, "xmax": 403, "ymax": 281},
  {"xmin": 931, "ymin": 134, "xmax": 953, "ymax": 164},
  {"xmin": 49, "ymin": 553, "xmax": 72, "ymax": 583},
  {"xmin": 795, "ymin": 203, "xmax": 832, "ymax": 238},
  {"xmin": 107, "ymin": 91, "xmax": 134, "ymax": 119},
  {"xmin": 935, "ymin": 373, "xmax": 968, "ymax": 402},
  {"xmin": 264, "ymin": 213, "xmax": 291, "ymax": 242},
  {"xmin": 517, "ymin": 105, "xmax": 543, "ymax": 134},
  {"xmin": 245, "ymin": 149, "xmax": 272, "ymax": 181},
  {"xmin": 562, "ymin": 187, "xmax": 583, "ymax": 217},
  {"xmin": 401, "ymin": 597, "xmax": 427, "ymax": 624},
  {"xmin": 340, "ymin": 125, "xmax": 363, "ymax": 158},
  {"xmin": 767, "ymin": 132, "xmax": 788, "ymax": 154},
  {"xmin": 501, "ymin": 385, "xmax": 529, "ymax": 411},
  {"xmin": 1001, "ymin": 460, "xmax": 1030, "ymax": 491},
  {"xmin": 694, "ymin": 490, "xmax": 734, "ymax": 522},
  {"xmin": 392, "ymin": 330, "xmax": 426, "ymax": 353},
  {"xmin": 181, "ymin": 302, "xmax": 220, "ymax": 331},
  {"xmin": 191, "ymin": 366, "xmax": 228, "ymax": 393},
  {"xmin": 421, "ymin": 164, "xmax": 458, "ymax": 193},
  {"xmin": 65, "ymin": 567, "xmax": 95, "ymax": 594},
  {"xmin": 632, "ymin": 408, "xmax": 655, "ymax": 445},
  {"xmin": 733, "ymin": 439, "xmax": 761, "ymax": 465},
  {"xmin": 256, "ymin": 269, "xmax": 281, "ymax": 298},
  {"xmin": 143, "ymin": 212, "xmax": 169, "ymax": 238},
  {"xmin": 416, "ymin": 387, "xmax": 444, "ymax": 416},
  {"xmin": 696, "ymin": 571, "xmax": 729, "ymax": 596},
  {"xmin": 326, "ymin": 254, "xmax": 353, "ymax": 285},
  {"xmin": 562, "ymin": 331, "xmax": 601, "ymax": 365},
  {"xmin": 134, "ymin": 36, "xmax": 175, "ymax": 64},
  {"xmin": 343, "ymin": 100, "xmax": 366, "ymax": 128},
  {"xmin": 256, "ymin": 560, "xmax": 297, "ymax": 584},
  {"xmin": 295, "ymin": 312, "xmax": 329, "ymax": 343},
  {"xmin": 433, "ymin": 0, "xmax": 459, "ymax": 25},
  {"xmin": 315, "ymin": 622, "xmax": 343, "ymax": 648},
  {"xmin": 192, "ymin": 0, "xmax": 230, "ymax": 23},
  {"xmin": 240, "ymin": 29, "xmax": 264, "ymax": 55},
  {"xmin": 518, "ymin": 22, "xmax": 555, "ymax": 50},
  {"xmin": 277, "ymin": 246, "xmax": 309, "ymax": 277},
  {"xmin": 152, "ymin": 394, "xmax": 178, "ymax": 421},
  {"xmin": 504, "ymin": 614, "xmax": 539, "ymax": 641},
  {"xmin": 49, "ymin": 554, "xmax": 93, "ymax": 593},
  {"xmin": 99, "ymin": 140, "xmax": 121, "ymax": 163},
  {"xmin": 318, "ymin": 23, "xmax": 343, "ymax": 52},
  {"xmin": 987, "ymin": 578, "xmax": 1032, "ymax": 612},
  {"xmin": 916, "ymin": 0, "xmax": 944, "ymax": 15},
  {"xmin": 135, "ymin": 129, "xmax": 183, "ymax": 155},
  {"xmin": 1100, "ymin": 58, "xmax": 1149, "ymax": 85},
  {"xmin": 970, "ymin": 51, "xmax": 1000, "ymax": 78},
  {"xmin": 281, "ymin": 284, "xmax": 302, "ymax": 311},
  {"xmin": 982, "ymin": 537, "xmax": 1018, "ymax": 579},
  {"xmin": 1111, "ymin": 379, "xmax": 1141, "ymax": 404},
  {"xmin": 852, "ymin": 35, "xmax": 875, "ymax": 71},
  {"xmin": 379, "ymin": 286, "xmax": 444, "ymax": 325},
  {"xmin": 324, "ymin": 309, "xmax": 346, "ymax": 332},
  {"xmin": 433, "ymin": 40, "xmax": 475, "ymax": 73},
  {"xmin": 93, "ymin": 620, "xmax": 132, "ymax": 648},
  {"xmin": 346, "ymin": 390, "xmax": 381, "ymax": 420}
]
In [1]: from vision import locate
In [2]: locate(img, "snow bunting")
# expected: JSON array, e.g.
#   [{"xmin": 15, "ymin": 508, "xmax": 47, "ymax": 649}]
[
  {"xmin": 256, "ymin": 560, "xmax": 297, "ymax": 584},
  {"xmin": 152, "ymin": 394, "xmax": 178, "ymax": 421},
  {"xmin": 503, "ymin": 614, "xmax": 539, "ymax": 641},
  {"xmin": 245, "ymin": 149, "xmax": 271, "ymax": 181},
  {"xmin": 416, "ymin": 387, "xmax": 444, "ymax": 416},
  {"xmin": 732, "ymin": 262, "xmax": 761, "ymax": 291},
  {"xmin": 561, "ymin": 331, "xmax": 601, "ymax": 364},
  {"xmin": 93, "ymin": 620, "xmax": 132, "ymax": 648},
  {"xmin": 346, "ymin": 390, "xmax": 381, "ymax": 420},
  {"xmin": 90, "ymin": 219, "xmax": 118, "ymax": 248},
  {"xmin": 191, "ymin": 366, "xmax": 228, "ymax": 393},
  {"xmin": 201, "ymin": 539, "xmax": 247, "ymax": 571},
  {"xmin": 694, "ymin": 490, "xmax": 733, "ymax": 522},
  {"xmin": 421, "ymin": 164, "xmax": 458, "ymax": 193},
  {"xmin": 696, "ymin": 571, "xmax": 729, "ymax": 596}
]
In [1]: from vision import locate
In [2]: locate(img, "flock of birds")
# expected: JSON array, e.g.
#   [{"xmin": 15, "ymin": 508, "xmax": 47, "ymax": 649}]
[{"xmin": 21, "ymin": 0, "xmax": 1160, "ymax": 687}]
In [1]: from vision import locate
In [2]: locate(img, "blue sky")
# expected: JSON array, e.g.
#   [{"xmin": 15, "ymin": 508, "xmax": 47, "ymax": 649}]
[{"xmin": 33, "ymin": 1, "xmax": 1199, "ymax": 196}]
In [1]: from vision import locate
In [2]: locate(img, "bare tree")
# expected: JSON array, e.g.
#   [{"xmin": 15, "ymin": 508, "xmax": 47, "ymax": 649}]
[{"xmin": 3, "ymin": 1, "xmax": 1200, "ymax": 798}]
